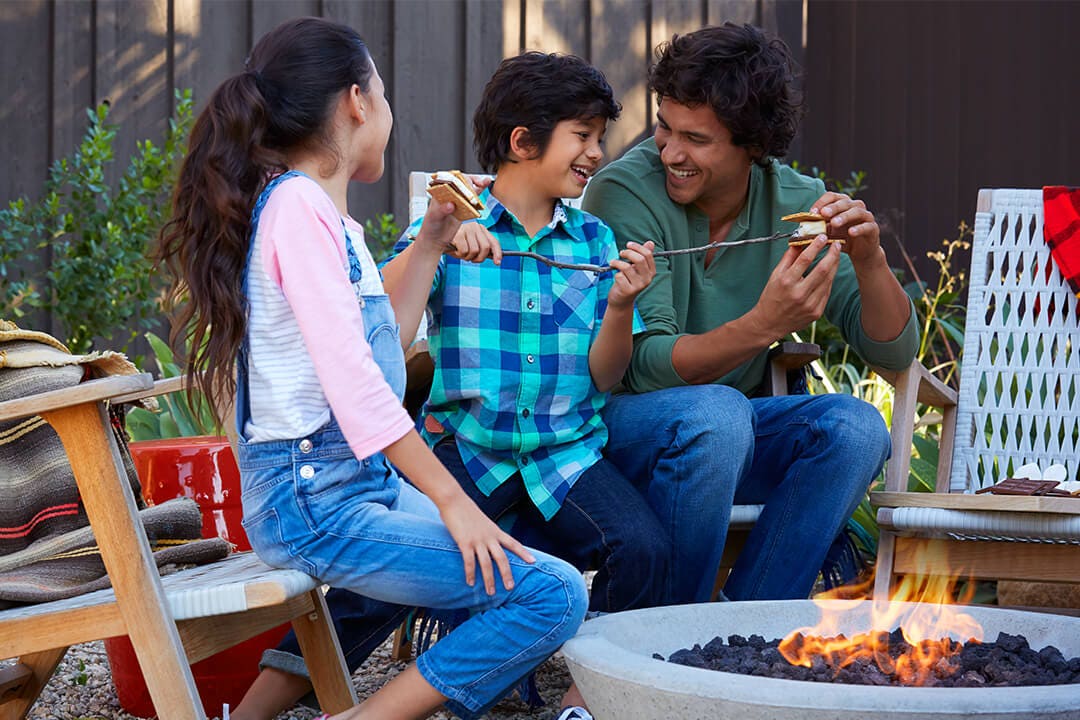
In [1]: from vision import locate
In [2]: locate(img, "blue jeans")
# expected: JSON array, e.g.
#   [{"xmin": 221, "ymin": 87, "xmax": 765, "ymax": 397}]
[
  {"xmin": 433, "ymin": 438, "xmax": 670, "ymax": 613},
  {"xmin": 238, "ymin": 423, "xmax": 587, "ymax": 719},
  {"xmin": 602, "ymin": 386, "xmax": 889, "ymax": 602}
]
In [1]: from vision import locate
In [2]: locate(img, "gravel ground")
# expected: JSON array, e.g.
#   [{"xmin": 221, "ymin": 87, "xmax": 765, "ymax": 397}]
[{"xmin": 21, "ymin": 637, "xmax": 573, "ymax": 720}]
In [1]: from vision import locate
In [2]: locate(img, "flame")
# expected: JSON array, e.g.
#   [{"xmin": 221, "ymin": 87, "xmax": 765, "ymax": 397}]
[{"xmin": 778, "ymin": 540, "xmax": 984, "ymax": 685}]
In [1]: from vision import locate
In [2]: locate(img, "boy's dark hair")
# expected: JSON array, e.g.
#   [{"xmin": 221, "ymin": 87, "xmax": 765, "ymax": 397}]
[
  {"xmin": 649, "ymin": 23, "xmax": 803, "ymax": 164},
  {"xmin": 473, "ymin": 52, "xmax": 621, "ymax": 173}
]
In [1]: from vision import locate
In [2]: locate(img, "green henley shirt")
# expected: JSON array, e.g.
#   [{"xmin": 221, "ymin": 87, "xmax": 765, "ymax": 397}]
[{"xmin": 583, "ymin": 138, "xmax": 919, "ymax": 395}]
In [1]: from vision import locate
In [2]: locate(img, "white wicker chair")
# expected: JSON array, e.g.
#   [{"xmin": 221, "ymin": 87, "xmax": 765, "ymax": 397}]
[
  {"xmin": 872, "ymin": 188, "xmax": 1080, "ymax": 602},
  {"xmin": 0, "ymin": 375, "xmax": 356, "ymax": 720}
]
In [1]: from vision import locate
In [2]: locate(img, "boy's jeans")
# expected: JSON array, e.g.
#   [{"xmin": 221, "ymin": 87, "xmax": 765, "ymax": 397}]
[
  {"xmin": 601, "ymin": 385, "xmax": 890, "ymax": 603},
  {"xmin": 433, "ymin": 439, "xmax": 670, "ymax": 613}
]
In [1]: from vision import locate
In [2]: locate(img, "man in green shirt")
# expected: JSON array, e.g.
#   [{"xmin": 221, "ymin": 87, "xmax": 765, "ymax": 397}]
[{"xmin": 583, "ymin": 23, "xmax": 918, "ymax": 603}]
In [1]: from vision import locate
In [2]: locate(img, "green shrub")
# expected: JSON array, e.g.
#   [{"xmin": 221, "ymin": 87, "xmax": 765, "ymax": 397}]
[
  {"xmin": 363, "ymin": 212, "xmax": 402, "ymax": 262},
  {"xmin": 0, "ymin": 89, "xmax": 194, "ymax": 354}
]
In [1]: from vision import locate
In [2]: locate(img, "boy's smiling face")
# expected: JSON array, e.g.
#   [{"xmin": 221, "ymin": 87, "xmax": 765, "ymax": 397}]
[{"xmin": 529, "ymin": 116, "xmax": 607, "ymax": 200}]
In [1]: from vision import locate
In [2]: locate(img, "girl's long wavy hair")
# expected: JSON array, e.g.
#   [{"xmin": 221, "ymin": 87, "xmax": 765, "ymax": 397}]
[{"xmin": 156, "ymin": 17, "xmax": 373, "ymax": 419}]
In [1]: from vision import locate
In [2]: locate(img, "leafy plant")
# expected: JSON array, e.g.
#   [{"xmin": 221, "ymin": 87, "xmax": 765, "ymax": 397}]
[
  {"xmin": 363, "ymin": 212, "xmax": 402, "ymax": 262},
  {"xmin": 796, "ymin": 221, "xmax": 971, "ymax": 561},
  {"xmin": 125, "ymin": 331, "xmax": 218, "ymax": 440},
  {"xmin": 0, "ymin": 89, "xmax": 194, "ymax": 354},
  {"xmin": 791, "ymin": 161, "xmax": 868, "ymax": 198}
]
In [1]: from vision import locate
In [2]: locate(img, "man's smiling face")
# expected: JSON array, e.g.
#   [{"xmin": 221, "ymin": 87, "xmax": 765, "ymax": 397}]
[{"xmin": 653, "ymin": 97, "xmax": 753, "ymax": 214}]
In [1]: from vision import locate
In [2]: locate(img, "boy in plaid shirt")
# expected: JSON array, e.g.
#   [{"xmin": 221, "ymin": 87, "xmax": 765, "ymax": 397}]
[{"xmin": 390, "ymin": 52, "xmax": 664, "ymax": 719}]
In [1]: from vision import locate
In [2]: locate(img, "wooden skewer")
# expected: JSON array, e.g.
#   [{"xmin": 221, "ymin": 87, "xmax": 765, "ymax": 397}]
[{"xmin": 491, "ymin": 231, "xmax": 843, "ymax": 273}]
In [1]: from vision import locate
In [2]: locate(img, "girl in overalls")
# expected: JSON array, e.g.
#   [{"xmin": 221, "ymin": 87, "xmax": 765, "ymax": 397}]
[{"xmin": 156, "ymin": 17, "xmax": 587, "ymax": 720}]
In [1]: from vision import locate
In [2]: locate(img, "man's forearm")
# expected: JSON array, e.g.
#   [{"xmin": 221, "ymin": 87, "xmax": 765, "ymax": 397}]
[
  {"xmin": 670, "ymin": 313, "xmax": 775, "ymax": 385},
  {"xmin": 852, "ymin": 247, "xmax": 912, "ymax": 342}
]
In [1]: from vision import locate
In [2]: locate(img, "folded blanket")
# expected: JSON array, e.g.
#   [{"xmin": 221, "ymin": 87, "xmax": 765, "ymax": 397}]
[
  {"xmin": 1042, "ymin": 186, "xmax": 1080, "ymax": 296},
  {"xmin": 0, "ymin": 321, "xmax": 229, "ymax": 609}
]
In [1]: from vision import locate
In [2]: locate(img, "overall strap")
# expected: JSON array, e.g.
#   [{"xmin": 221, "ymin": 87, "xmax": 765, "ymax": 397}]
[{"xmin": 236, "ymin": 170, "xmax": 361, "ymax": 437}]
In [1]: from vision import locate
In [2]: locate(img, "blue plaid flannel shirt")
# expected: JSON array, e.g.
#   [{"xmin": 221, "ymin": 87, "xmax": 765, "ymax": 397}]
[{"xmin": 395, "ymin": 187, "xmax": 644, "ymax": 520}]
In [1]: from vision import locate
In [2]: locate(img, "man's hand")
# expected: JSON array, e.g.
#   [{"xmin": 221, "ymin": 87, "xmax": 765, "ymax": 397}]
[
  {"xmin": 812, "ymin": 191, "xmax": 881, "ymax": 265},
  {"xmin": 607, "ymin": 241, "xmax": 656, "ymax": 309},
  {"xmin": 751, "ymin": 235, "xmax": 841, "ymax": 339}
]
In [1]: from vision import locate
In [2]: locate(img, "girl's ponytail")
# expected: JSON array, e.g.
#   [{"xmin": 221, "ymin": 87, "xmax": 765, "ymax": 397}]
[
  {"xmin": 157, "ymin": 71, "xmax": 285, "ymax": 418},
  {"xmin": 156, "ymin": 17, "xmax": 374, "ymax": 420}
]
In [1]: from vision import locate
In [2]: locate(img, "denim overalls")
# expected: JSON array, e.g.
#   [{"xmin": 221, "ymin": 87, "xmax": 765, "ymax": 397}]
[{"xmin": 234, "ymin": 172, "xmax": 586, "ymax": 718}]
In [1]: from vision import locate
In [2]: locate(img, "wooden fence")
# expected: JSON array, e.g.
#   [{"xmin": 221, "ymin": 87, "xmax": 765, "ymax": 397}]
[{"xmin": 2, "ymin": 0, "xmax": 1078, "ymax": 344}]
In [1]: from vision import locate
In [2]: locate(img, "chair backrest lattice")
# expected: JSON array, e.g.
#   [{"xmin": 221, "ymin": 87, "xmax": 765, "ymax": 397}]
[{"xmin": 952, "ymin": 188, "xmax": 1080, "ymax": 492}]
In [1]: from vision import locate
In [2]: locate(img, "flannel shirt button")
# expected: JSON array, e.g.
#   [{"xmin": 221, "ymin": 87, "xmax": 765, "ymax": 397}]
[
  {"xmin": 522, "ymin": 408, "xmax": 530, "ymax": 418},
  {"xmin": 300, "ymin": 465, "xmax": 315, "ymax": 479},
  {"xmin": 527, "ymin": 299, "xmax": 535, "ymax": 309},
  {"xmin": 299, "ymin": 439, "xmax": 313, "ymax": 453},
  {"xmin": 526, "ymin": 354, "xmax": 535, "ymax": 363},
  {"xmin": 522, "ymin": 456, "xmax": 530, "ymax": 466}
]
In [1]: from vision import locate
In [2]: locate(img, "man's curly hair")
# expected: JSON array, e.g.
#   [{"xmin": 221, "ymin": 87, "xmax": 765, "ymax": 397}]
[{"xmin": 649, "ymin": 23, "xmax": 803, "ymax": 165}]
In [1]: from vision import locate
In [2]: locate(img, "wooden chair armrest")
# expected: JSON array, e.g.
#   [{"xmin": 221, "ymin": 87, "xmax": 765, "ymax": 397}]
[
  {"xmin": 763, "ymin": 341, "xmax": 821, "ymax": 396},
  {"xmin": 0, "ymin": 373, "xmax": 153, "ymax": 423},
  {"xmin": 767, "ymin": 341, "xmax": 821, "ymax": 371},
  {"xmin": 874, "ymin": 360, "xmax": 957, "ymax": 408},
  {"xmin": 111, "ymin": 375, "xmax": 187, "ymax": 405},
  {"xmin": 881, "ymin": 359, "xmax": 959, "ymax": 493}
]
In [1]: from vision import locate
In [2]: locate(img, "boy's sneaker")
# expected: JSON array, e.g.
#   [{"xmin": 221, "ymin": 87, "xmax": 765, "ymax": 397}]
[{"xmin": 555, "ymin": 707, "xmax": 594, "ymax": 720}]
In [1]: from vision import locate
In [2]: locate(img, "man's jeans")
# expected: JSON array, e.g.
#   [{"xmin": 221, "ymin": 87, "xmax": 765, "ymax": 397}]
[{"xmin": 602, "ymin": 385, "xmax": 889, "ymax": 602}]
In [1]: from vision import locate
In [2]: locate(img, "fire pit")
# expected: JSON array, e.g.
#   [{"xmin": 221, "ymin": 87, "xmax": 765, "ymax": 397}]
[{"xmin": 561, "ymin": 600, "xmax": 1080, "ymax": 719}]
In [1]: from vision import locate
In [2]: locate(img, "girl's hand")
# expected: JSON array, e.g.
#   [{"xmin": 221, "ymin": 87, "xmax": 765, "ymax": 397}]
[
  {"xmin": 607, "ymin": 241, "xmax": 656, "ymax": 310},
  {"xmin": 414, "ymin": 196, "xmax": 462, "ymax": 256},
  {"xmin": 449, "ymin": 222, "xmax": 503, "ymax": 264},
  {"xmin": 438, "ymin": 493, "xmax": 535, "ymax": 594}
]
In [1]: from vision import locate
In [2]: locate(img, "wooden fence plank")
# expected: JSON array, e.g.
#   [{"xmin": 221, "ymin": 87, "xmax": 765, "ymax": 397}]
[
  {"xmin": 707, "ymin": 0, "xmax": 759, "ymax": 26},
  {"xmin": 325, "ymin": 0, "xmax": 397, "ymax": 226},
  {"xmin": 592, "ymin": 0, "xmax": 650, "ymax": 158},
  {"xmin": 251, "ymin": 0, "xmax": 319, "ymax": 42},
  {"xmin": 1, "ymin": 0, "xmax": 52, "ymax": 333},
  {"xmin": 94, "ymin": 0, "xmax": 171, "ymax": 191},
  {"xmin": 523, "ymin": 0, "xmax": 588, "ymax": 56},
  {"xmin": 390, "ymin": 0, "xmax": 467, "ymax": 222},
  {"xmin": 648, "ymin": 0, "xmax": 707, "ymax": 129},
  {"xmin": 173, "ymin": 0, "xmax": 250, "ymax": 113},
  {"xmin": 51, "ymin": 0, "xmax": 95, "ymax": 167},
  {"xmin": 463, "ymin": 0, "xmax": 509, "ymax": 168},
  {"xmin": 0, "ymin": 0, "xmax": 50, "ymax": 198}
]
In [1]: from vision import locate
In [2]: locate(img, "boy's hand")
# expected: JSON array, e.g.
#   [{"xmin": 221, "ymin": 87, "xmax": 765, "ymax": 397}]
[
  {"xmin": 607, "ymin": 241, "xmax": 655, "ymax": 309},
  {"xmin": 438, "ymin": 492, "xmax": 535, "ymax": 595},
  {"xmin": 450, "ymin": 222, "xmax": 503, "ymax": 265}
]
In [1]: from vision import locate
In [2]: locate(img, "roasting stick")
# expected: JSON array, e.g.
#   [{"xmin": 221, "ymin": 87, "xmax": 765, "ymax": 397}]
[{"xmin": 487, "ymin": 231, "xmax": 799, "ymax": 273}]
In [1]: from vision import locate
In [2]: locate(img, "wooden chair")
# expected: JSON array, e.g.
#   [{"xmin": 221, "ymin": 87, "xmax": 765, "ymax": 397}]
[
  {"xmin": 0, "ymin": 373, "xmax": 357, "ymax": 720},
  {"xmin": 872, "ymin": 188, "xmax": 1080, "ymax": 604}
]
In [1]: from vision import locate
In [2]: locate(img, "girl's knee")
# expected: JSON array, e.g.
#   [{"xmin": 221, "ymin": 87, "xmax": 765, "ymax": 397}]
[{"xmin": 524, "ymin": 555, "xmax": 589, "ymax": 634}]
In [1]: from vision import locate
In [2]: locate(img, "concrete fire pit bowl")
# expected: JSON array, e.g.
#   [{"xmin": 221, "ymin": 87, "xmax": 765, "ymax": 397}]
[{"xmin": 562, "ymin": 600, "xmax": 1080, "ymax": 720}]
